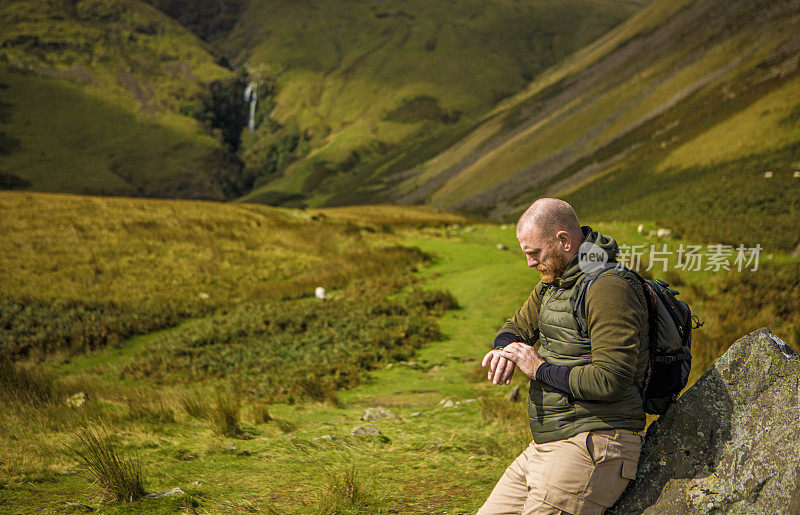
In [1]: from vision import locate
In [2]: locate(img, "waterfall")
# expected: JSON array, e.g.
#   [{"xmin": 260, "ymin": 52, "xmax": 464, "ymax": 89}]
[{"xmin": 243, "ymin": 82, "xmax": 257, "ymax": 133}]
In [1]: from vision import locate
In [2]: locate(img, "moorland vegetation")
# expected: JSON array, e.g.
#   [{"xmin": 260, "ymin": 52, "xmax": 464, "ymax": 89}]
[{"xmin": 1, "ymin": 192, "xmax": 798, "ymax": 512}]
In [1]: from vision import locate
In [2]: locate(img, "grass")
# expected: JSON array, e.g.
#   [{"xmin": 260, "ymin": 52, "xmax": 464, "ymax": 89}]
[
  {"xmin": 0, "ymin": 0, "xmax": 643, "ymax": 208},
  {"xmin": 316, "ymin": 466, "xmax": 384, "ymax": 515},
  {"xmin": 211, "ymin": 391, "xmax": 244, "ymax": 438},
  {"xmin": 0, "ymin": 0, "xmax": 237, "ymax": 198},
  {"xmin": 69, "ymin": 426, "xmax": 147, "ymax": 503},
  {"xmin": 117, "ymin": 280, "xmax": 454, "ymax": 403},
  {"xmin": 180, "ymin": 391, "xmax": 210, "ymax": 421},
  {"xmin": 395, "ymin": 0, "xmax": 800, "ymax": 260},
  {"xmin": 0, "ymin": 192, "xmax": 462, "ymax": 359},
  {"xmin": 204, "ymin": 0, "xmax": 642, "ymax": 206},
  {"xmin": 125, "ymin": 388, "xmax": 176, "ymax": 425},
  {"xmin": 0, "ymin": 197, "xmax": 797, "ymax": 513}
]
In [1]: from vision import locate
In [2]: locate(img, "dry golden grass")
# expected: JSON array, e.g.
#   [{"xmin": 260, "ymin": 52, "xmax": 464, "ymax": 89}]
[{"xmin": 0, "ymin": 192, "xmax": 462, "ymax": 357}]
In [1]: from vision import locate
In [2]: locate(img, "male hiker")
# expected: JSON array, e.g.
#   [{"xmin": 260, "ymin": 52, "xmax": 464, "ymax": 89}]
[{"xmin": 479, "ymin": 198, "xmax": 648, "ymax": 514}]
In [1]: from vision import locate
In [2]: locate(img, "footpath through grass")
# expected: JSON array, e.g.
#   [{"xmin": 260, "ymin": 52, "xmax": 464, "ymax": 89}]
[
  {"xmin": 2, "ymin": 214, "xmax": 797, "ymax": 513},
  {"xmin": 0, "ymin": 222, "xmax": 535, "ymax": 513}
]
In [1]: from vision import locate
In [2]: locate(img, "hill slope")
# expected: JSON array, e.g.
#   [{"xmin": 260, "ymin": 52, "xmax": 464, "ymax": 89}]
[
  {"xmin": 1, "ymin": 192, "xmax": 797, "ymax": 512},
  {"xmin": 394, "ymin": 0, "xmax": 800, "ymax": 250},
  {"xmin": 0, "ymin": 0, "xmax": 244, "ymax": 199},
  {"xmin": 228, "ymin": 0, "xmax": 647, "ymax": 206}
]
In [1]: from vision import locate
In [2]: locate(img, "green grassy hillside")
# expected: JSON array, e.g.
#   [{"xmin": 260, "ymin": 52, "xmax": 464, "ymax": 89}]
[
  {"xmin": 229, "ymin": 0, "xmax": 646, "ymax": 207},
  {"xmin": 396, "ymin": 0, "xmax": 800, "ymax": 251},
  {"xmin": 0, "ymin": 0, "xmax": 243, "ymax": 199},
  {"xmin": 1, "ymin": 192, "xmax": 797, "ymax": 512},
  {"xmin": 0, "ymin": 191, "xmax": 464, "ymax": 359},
  {"xmin": 0, "ymin": 0, "xmax": 646, "ymax": 205}
]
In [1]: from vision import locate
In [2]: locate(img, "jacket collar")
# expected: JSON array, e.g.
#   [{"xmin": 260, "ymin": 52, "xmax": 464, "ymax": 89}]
[{"xmin": 548, "ymin": 226, "xmax": 619, "ymax": 290}]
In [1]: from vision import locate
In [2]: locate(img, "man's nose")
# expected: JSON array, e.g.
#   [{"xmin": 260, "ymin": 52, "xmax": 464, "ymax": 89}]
[{"xmin": 526, "ymin": 255, "xmax": 538, "ymax": 267}]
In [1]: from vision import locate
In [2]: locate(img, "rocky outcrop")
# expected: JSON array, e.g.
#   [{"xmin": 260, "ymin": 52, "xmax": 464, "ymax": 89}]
[
  {"xmin": 613, "ymin": 328, "xmax": 800, "ymax": 514},
  {"xmin": 360, "ymin": 407, "xmax": 397, "ymax": 421}
]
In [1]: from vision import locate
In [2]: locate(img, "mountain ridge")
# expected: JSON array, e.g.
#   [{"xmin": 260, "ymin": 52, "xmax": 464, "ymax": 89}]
[{"xmin": 390, "ymin": 0, "xmax": 800, "ymax": 250}]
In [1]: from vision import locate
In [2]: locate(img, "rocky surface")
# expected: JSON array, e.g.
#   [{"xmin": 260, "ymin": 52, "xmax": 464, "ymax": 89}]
[
  {"xmin": 613, "ymin": 328, "xmax": 800, "ymax": 514},
  {"xmin": 360, "ymin": 407, "xmax": 397, "ymax": 421},
  {"xmin": 351, "ymin": 426, "xmax": 381, "ymax": 436},
  {"xmin": 145, "ymin": 487, "xmax": 184, "ymax": 499}
]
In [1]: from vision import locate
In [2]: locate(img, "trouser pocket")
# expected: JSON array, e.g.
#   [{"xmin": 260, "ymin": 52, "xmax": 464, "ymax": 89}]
[
  {"xmin": 583, "ymin": 430, "xmax": 643, "ymax": 508},
  {"xmin": 541, "ymin": 430, "xmax": 643, "ymax": 513}
]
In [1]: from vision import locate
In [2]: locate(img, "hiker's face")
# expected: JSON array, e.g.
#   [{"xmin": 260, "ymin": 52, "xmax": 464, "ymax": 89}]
[{"xmin": 517, "ymin": 226, "xmax": 569, "ymax": 283}]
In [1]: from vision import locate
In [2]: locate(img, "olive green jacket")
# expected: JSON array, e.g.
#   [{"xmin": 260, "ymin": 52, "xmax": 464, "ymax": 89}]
[{"xmin": 497, "ymin": 227, "xmax": 649, "ymax": 443}]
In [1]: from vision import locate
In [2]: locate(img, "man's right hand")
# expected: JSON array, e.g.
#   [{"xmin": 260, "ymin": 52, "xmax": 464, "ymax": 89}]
[{"xmin": 482, "ymin": 349, "xmax": 517, "ymax": 385}]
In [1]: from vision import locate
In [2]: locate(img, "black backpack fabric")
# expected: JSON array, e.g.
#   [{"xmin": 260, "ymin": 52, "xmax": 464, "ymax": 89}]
[{"xmin": 573, "ymin": 263, "xmax": 698, "ymax": 415}]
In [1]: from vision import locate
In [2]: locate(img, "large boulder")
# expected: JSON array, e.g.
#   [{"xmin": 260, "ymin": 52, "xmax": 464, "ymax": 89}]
[{"xmin": 613, "ymin": 328, "xmax": 800, "ymax": 514}]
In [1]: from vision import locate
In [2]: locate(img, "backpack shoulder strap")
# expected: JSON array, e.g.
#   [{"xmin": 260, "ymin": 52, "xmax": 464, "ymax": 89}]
[{"xmin": 573, "ymin": 263, "xmax": 619, "ymax": 339}]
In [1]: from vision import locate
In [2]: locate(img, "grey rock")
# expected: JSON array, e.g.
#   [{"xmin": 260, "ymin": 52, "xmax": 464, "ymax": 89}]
[
  {"xmin": 222, "ymin": 442, "xmax": 237, "ymax": 451},
  {"xmin": 313, "ymin": 435, "xmax": 335, "ymax": 441},
  {"xmin": 351, "ymin": 426, "xmax": 381, "ymax": 436},
  {"xmin": 506, "ymin": 386, "xmax": 521, "ymax": 402},
  {"xmin": 442, "ymin": 400, "xmax": 456, "ymax": 408},
  {"xmin": 361, "ymin": 406, "xmax": 397, "ymax": 421},
  {"xmin": 145, "ymin": 487, "xmax": 184, "ymax": 499},
  {"xmin": 612, "ymin": 329, "xmax": 800, "ymax": 514}
]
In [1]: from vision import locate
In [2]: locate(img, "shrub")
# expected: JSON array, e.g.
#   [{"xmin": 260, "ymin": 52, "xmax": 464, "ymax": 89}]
[
  {"xmin": 121, "ymin": 282, "xmax": 457, "ymax": 403},
  {"xmin": 250, "ymin": 402, "xmax": 272, "ymax": 424},
  {"xmin": 125, "ymin": 389, "xmax": 175, "ymax": 424},
  {"xmin": 212, "ymin": 391, "xmax": 244, "ymax": 438},
  {"xmin": 316, "ymin": 466, "xmax": 383, "ymax": 515},
  {"xmin": 0, "ymin": 358, "xmax": 58, "ymax": 405},
  {"xmin": 479, "ymin": 394, "xmax": 528, "ymax": 427},
  {"xmin": 180, "ymin": 391, "xmax": 210, "ymax": 420},
  {"xmin": 69, "ymin": 426, "xmax": 146, "ymax": 502}
]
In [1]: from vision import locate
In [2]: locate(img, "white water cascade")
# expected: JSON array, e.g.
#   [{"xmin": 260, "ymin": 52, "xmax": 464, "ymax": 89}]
[{"xmin": 243, "ymin": 82, "xmax": 257, "ymax": 132}]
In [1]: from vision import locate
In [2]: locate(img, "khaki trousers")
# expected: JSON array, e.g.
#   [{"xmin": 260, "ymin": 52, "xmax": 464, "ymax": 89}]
[{"xmin": 478, "ymin": 429, "xmax": 643, "ymax": 515}]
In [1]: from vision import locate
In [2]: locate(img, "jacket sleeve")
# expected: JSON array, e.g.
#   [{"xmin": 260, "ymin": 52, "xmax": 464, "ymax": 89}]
[
  {"xmin": 494, "ymin": 281, "xmax": 544, "ymax": 347},
  {"xmin": 567, "ymin": 274, "xmax": 647, "ymax": 401}
]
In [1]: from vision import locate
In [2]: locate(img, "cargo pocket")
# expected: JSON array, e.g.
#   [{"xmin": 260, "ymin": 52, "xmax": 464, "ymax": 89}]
[
  {"xmin": 621, "ymin": 458, "xmax": 638, "ymax": 480},
  {"xmin": 543, "ymin": 485, "xmax": 605, "ymax": 515},
  {"xmin": 583, "ymin": 431, "xmax": 643, "ymax": 509}
]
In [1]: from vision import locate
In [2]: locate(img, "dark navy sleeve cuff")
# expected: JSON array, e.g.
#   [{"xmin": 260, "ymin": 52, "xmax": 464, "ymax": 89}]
[
  {"xmin": 493, "ymin": 332, "xmax": 518, "ymax": 349},
  {"xmin": 535, "ymin": 362, "xmax": 572, "ymax": 394}
]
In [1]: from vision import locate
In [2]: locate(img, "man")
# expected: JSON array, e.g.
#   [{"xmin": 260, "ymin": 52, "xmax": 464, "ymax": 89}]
[{"xmin": 479, "ymin": 198, "xmax": 648, "ymax": 514}]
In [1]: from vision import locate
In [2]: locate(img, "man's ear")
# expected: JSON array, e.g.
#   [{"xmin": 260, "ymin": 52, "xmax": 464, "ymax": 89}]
[{"xmin": 556, "ymin": 230, "xmax": 571, "ymax": 251}]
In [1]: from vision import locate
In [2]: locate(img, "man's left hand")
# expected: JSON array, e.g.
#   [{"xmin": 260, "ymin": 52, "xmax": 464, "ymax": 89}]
[{"xmin": 497, "ymin": 342, "xmax": 545, "ymax": 379}]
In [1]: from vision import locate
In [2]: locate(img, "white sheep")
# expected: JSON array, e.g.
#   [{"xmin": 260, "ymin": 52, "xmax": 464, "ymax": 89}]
[
  {"xmin": 315, "ymin": 287, "xmax": 327, "ymax": 300},
  {"xmin": 657, "ymin": 228, "xmax": 672, "ymax": 238},
  {"xmin": 637, "ymin": 224, "xmax": 644, "ymax": 235}
]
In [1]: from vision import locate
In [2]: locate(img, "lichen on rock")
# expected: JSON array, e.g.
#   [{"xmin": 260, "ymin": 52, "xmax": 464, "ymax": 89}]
[{"xmin": 612, "ymin": 328, "xmax": 800, "ymax": 514}]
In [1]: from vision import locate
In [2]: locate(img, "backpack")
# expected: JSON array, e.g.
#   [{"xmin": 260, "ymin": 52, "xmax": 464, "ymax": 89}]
[{"xmin": 573, "ymin": 263, "xmax": 700, "ymax": 415}]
